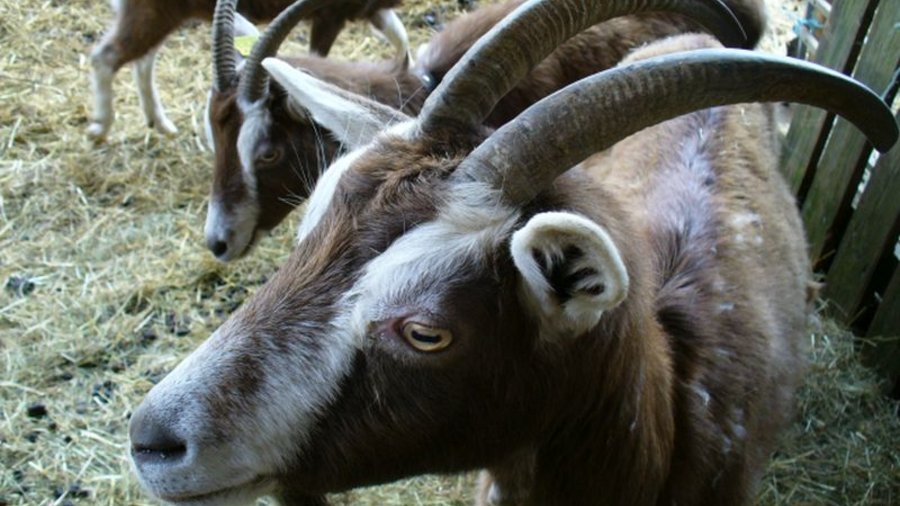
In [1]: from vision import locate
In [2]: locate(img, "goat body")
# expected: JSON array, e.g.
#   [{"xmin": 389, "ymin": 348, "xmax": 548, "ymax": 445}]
[{"xmin": 88, "ymin": 0, "xmax": 406, "ymax": 140}]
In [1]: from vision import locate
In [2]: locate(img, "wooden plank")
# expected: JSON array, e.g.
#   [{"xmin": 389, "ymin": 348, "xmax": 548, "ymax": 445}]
[
  {"xmin": 824, "ymin": 110, "xmax": 900, "ymax": 323},
  {"xmin": 864, "ymin": 265, "xmax": 900, "ymax": 394},
  {"xmin": 780, "ymin": 0, "xmax": 878, "ymax": 198},
  {"xmin": 801, "ymin": 1, "xmax": 900, "ymax": 264}
]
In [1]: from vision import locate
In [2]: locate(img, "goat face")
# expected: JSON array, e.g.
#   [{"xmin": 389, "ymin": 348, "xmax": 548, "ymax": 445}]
[
  {"xmin": 204, "ymin": 84, "xmax": 335, "ymax": 261},
  {"xmin": 132, "ymin": 124, "xmax": 628, "ymax": 501}
]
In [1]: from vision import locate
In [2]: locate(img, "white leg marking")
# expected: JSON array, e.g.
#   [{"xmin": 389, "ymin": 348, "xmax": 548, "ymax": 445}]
[
  {"xmin": 133, "ymin": 48, "xmax": 177, "ymax": 136},
  {"xmin": 88, "ymin": 41, "xmax": 116, "ymax": 140},
  {"xmin": 369, "ymin": 9, "xmax": 412, "ymax": 65}
]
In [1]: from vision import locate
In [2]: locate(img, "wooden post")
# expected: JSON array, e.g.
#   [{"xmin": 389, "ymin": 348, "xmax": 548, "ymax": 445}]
[
  {"xmin": 781, "ymin": 0, "xmax": 878, "ymax": 199},
  {"xmin": 824, "ymin": 110, "xmax": 900, "ymax": 324},
  {"xmin": 800, "ymin": 0, "xmax": 900, "ymax": 264},
  {"xmin": 864, "ymin": 266, "xmax": 900, "ymax": 395}
]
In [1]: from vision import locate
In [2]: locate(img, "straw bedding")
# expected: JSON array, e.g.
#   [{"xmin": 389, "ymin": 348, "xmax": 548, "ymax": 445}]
[{"xmin": 0, "ymin": 0, "xmax": 896, "ymax": 504}]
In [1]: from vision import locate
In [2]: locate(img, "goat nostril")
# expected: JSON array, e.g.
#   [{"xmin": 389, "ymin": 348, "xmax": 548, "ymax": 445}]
[
  {"xmin": 133, "ymin": 440, "xmax": 188, "ymax": 464},
  {"xmin": 210, "ymin": 240, "xmax": 228, "ymax": 258},
  {"xmin": 130, "ymin": 407, "xmax": 188, "ymax": 466}
]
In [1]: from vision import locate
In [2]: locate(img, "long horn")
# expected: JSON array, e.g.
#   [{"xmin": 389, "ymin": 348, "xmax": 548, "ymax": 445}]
[
  {"xmin": 416, "ymin": 0, "xmax": 747, "ymax": 135},
  {"xmin": 239, "ymin": 0, "xmax": 331, "ymax": 103},
  {"xmin": 212, "ymin": 0, "xmax": 239, "ymax": 91},
  {"xmin": 452, "ymin": 49, "xmax": 899, "ymax": 206}
]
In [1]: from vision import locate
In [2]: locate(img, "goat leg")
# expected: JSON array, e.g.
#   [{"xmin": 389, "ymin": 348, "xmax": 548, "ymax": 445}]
[{"xmin": 368, "ymin": 9, "xmax": 412, "ymax": 65}]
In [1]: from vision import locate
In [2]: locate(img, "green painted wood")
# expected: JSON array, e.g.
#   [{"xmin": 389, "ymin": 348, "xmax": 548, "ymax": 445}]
[
  {"xmin": 824, "ymin": 110, "xmax": 900, "ymax": 324},
  {"xmin": 781, "ymin": 0, "xmax": 877, "ymax": 197},
  {"xmin": 801, "ymin": 1, "xmax": 900, "ymax": 264},
  {"xmin": 864, "ymin": 265, "xmax": 900, "ymax": 394}
]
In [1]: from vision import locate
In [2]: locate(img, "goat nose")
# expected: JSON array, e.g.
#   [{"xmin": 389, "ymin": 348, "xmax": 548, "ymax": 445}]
[
  {"xmin": 129, "ymin": 403, "xmax": 188, "ymax": 466},
  {"xmin": 208, "ymin": 239, "xmax": 229, "ymax": 258}
]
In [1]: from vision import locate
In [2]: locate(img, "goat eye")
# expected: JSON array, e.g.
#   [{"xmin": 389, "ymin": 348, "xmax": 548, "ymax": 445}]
[
  {"xmin": 257, "ymin": 147, "xmax": 281, "ymax": 165},
  {"xmin": 401, "ymin": 322, "xmax": 453, "ymax": 352}
]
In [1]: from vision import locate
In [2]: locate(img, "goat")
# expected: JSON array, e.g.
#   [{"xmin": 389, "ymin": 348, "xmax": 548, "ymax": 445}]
[
  {"xmin": 87, "ymin": 0, "xmax": 410, "ymax": 141},
  {"xmin": 203, "ymin": 0, "xmax": 764, "ymax": 261},
  {"xmin": 127, "ymin": 0, "xmax": 898, "ymax": 504}
]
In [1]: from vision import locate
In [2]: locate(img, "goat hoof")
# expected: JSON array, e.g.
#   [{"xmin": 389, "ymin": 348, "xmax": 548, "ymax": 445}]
[
  {"xmin": 86, "ymin": 122, "xmax": 110, "ymax": 142},
  {"xmin": 150, "ymin": 117, "xmax": 178, "ymax": 136}
]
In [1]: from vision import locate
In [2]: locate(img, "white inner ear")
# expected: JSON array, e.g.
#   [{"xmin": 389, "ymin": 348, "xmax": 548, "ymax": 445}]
[
  {"xmin": 233, "ymin": 13, "xmax": 260, "ymax": 37},
  {"xmin": 261, "ymin": 57, "xmax": 388, "ymax": 149},
  {"xmin": 510, "ymin": 211, "xmax": 629, "ymax": 339}
]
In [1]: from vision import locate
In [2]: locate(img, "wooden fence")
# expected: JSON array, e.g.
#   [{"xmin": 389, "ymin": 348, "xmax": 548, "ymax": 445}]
[{"xmin": 780, "ymin": 0, "xmax": 900, "ymax": 395}]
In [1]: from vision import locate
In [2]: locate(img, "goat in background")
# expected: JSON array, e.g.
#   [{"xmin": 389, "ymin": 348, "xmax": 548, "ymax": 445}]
[{"xmin": 87, "ymin": 0, "xmax": 410, "ymax": 141}]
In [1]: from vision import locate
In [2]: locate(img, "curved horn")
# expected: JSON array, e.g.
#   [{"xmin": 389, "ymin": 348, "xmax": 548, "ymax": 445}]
[
  {"xmin": 212, "ymin": 0, "xmax": 239, "ymax": 91},
  {"xmin": 453, "ymin": 49, "xmax": 899, "ymax": 206},
  {"xmin": 239, "ymin": 0, "xmax": 331, "ymax": 103},
  {"xmin": 416, "ymin": 0, "xmax": 747, "ymax": 135}
]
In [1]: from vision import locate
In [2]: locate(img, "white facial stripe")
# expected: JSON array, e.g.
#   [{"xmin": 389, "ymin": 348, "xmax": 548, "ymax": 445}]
[
  {"xmin": 350, "ymin": 182, "xmax": 518, "ymax": 323},
  {"xmin": 136, "ymin": 309, "xmax": 360, "ymax": 499},
  {"xmin": 237, "ymin": 98, "xmax": 271, "ymax": 192},
  {"xmin": 296, "ymin": 120, "xmax": 418, "ymax": 243},
  {"xmin": 204, "ymin": 89, "xmax": 215, "ymax": 153},
  {"xmin": 296, "ymin": 148, "xmax": 360, "ymax": 244},
  {"xmin": 205, "ymin": 195, "xmax": 260, "ymax": 261}
]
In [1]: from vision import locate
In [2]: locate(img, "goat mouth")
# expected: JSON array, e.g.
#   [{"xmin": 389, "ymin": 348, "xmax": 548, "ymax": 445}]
[
  {"xmin": 236, "ymin": 227, "xmax": 268, "ymax": 258},
  {"xmin": 159, "ymin": 476, "xmax": 269, "ymax": 504}
]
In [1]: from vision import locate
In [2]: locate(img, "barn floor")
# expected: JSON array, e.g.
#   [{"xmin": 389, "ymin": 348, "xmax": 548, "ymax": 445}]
[{"xmin": 0, "ymin": 0, "xmax": 897, "ymax": 504}]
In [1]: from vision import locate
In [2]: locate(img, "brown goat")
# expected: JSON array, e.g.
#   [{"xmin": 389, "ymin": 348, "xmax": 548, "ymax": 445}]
[
  {"xmin": 126, "ymin": 0, "xmax": 897, "ymax": 504},
  {"xmin": 87, "ymin": 0, "xmax": 409, "ymax": 141},
  {"xmin": 204, "ymin": 0, "xmax": 765, "ymax": 261}
]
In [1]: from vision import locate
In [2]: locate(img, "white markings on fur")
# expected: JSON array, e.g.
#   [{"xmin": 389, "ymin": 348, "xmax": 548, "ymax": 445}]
[
  {"xmin": 203, "ymin": 89, "xmax": 215, "ymax": 152},
  {"xmin": 350, "ymin": 182, "xmax": 517, "ymax": 324},
  {"xmin": 511, "ymin": 212, "xmax": 629, "ymax": 340},
  {"xmin": 690, "ymin": 382, "xmax": 711, "ymax": 407},
  {"xmin": 295, "ymin": 149, "xmax": 360, "ymax": 243},
  {"xmin": 369, "ymin": 9, "xmax": 413, "ymax": 64},
  {"xmin": 236, "ymin": 98, "xmax": 271, "ymax": 188},
  {"xmin": 296, "ymin": 120, "xmax": 418, "ymax": 243},
  {"xmin": 133, "ymin": 300, "xmax": 361, "ymax": 502},
  {"xmin": 88, "ymin": 41, "xmax": 116, "ymax": 140},
  {"xmin": 132, "ymin": 49, "xmax": 177, "ymax": 136},
  {"xmin": 262, "ymin": 58, "xmax": 389, "ymax": 149},
  {"xmin": 204, "ymin": 195, "xmax": 261, "ymax": 262}
]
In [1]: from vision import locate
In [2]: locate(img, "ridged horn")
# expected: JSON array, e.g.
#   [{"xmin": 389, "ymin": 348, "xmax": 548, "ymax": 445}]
[
  {"xmin": 416, "ymin": 0, "xmax": 747, "ymax": 135},
  {"xmin": 212, "ymin": 0, "xmax": 239, "ymax": 91},
  {"xmin": 452, "ymin": 49, "xmax": 899, "ymax": 206},
  {"xmin": 239, "ymin": 0, "xmax": 331, "ymax": 103}
]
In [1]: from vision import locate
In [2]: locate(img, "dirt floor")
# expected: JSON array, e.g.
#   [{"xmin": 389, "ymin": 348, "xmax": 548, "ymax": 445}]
[{"xmin": 1, "ymin": 0, "xmax": 898, "ymax": 505}]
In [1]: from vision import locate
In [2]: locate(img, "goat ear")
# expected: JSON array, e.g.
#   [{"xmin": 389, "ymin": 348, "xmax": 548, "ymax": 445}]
[
  {"xmin": 262, "ymin": 57, "xmax": 410, "ymax": 149},
  {"xmin": 233, "ymin": 13, "xmax": 260, "ymax": 38},
  {"xmin": 510, "ymin": 212, "xmax": 629, "ymax": 339}
]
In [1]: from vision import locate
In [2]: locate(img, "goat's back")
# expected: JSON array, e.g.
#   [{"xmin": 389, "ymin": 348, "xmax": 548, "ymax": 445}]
[{"xmin": 577, "ymin": 33, "xmax": 808, "ymax": 503}]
